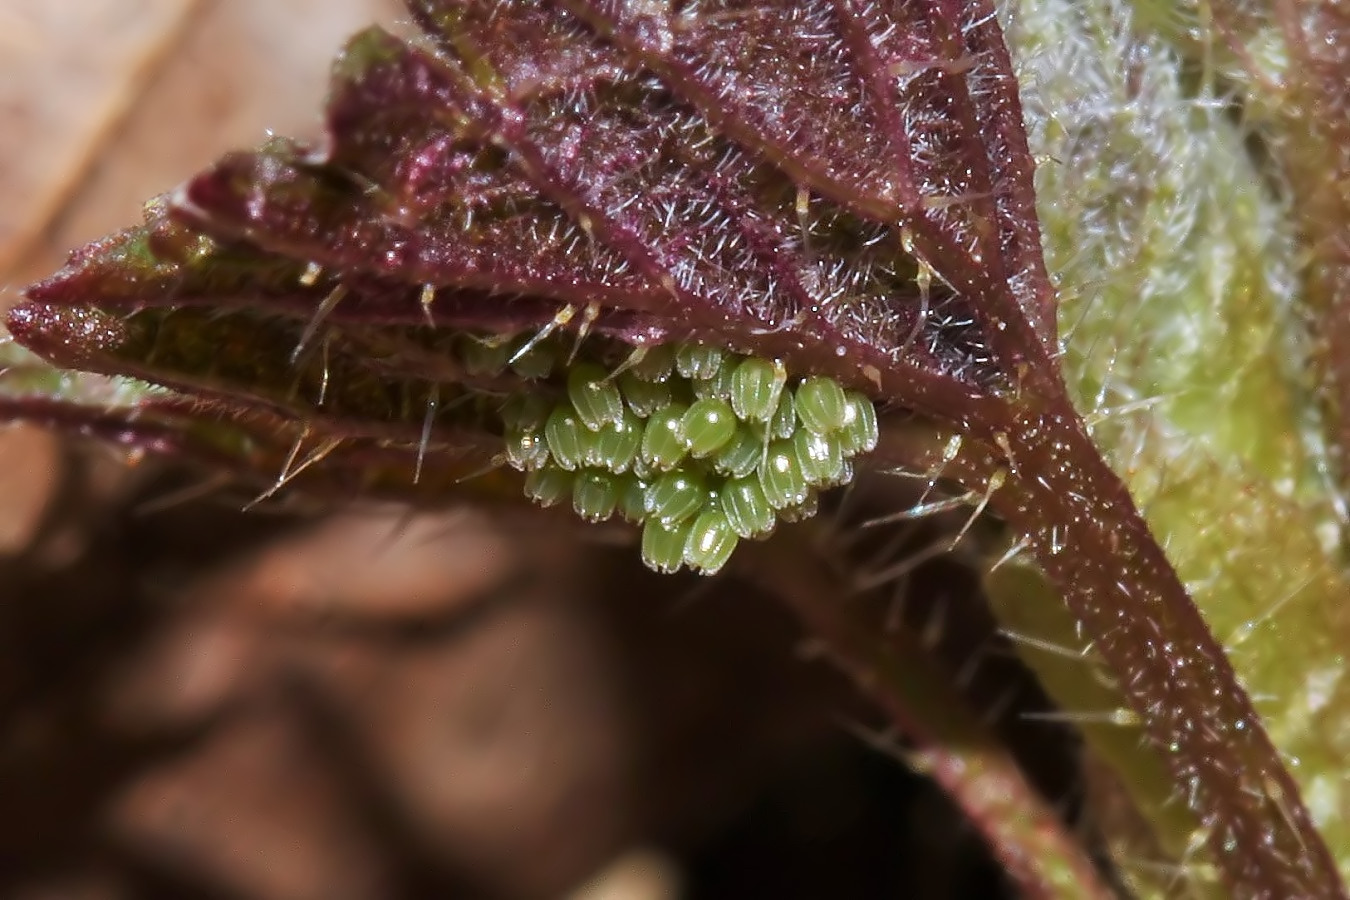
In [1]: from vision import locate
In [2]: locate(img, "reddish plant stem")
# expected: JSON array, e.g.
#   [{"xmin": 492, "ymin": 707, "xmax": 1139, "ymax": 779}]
[
  {"xmin": 873, "ymin": 406, "xmax": 1346, "ymax": 897},
  {"xmin": 738, "ymin": 531, "xmax": 1115, "ymax": 900}
]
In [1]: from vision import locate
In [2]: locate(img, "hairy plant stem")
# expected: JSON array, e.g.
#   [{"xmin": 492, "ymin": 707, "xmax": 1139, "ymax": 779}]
[
  {"xmin": 873, "ymin": 407, "xmax": 1346, "ymax": 897},
  {"xmin": 737, "ymin": 531, "xmax": 1114, "ymax": 900}
]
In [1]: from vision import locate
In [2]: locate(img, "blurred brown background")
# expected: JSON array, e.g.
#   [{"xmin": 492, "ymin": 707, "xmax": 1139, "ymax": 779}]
[{"xmin": 0, "ymin": 3, "xmax": 1017, "ymax": 898}]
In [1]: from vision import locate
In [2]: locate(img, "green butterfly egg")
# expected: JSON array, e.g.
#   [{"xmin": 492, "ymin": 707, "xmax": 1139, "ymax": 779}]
[
  {"xmin": 721, "ymin": 475, "xmax": 776, "ymax": 539},
  {"xmin": 504, "ymin": 426, "xmax": 550, "ymax": 471},
  {"xmin": 617, "ymin": 475, "xmax": 649, "ymax": 523},
  {"xmin": 588, "ymin": 408, "xmax": 644, "ymax": 473},
  {"xmin": 692, "ymin": 364, "xmax": 737, "ymax": 401},
  {"xmin": 618, "ymin": 371, "xmax": 673, "ymax": 418},
  {"xmin": 792, "ymin": 428, "xmax": 845, "ymax": 486},
  {"xmin": 641, "ymin": 517, "xmax": 694, "ymax": 574},
  {"xmin": 794, "ymin": 376, "xmax": 849, "ymax": 434},
  {"xmin": 768, "ymin": 389, "xmax": 798, "ymax": 441},
  {"xmin": 830, "ymin": 457, "xmax": 855, "ymax": 489},
  {"xmin": 680, "ymin": 397, "xmax": 738, "ymax": 458},
  {"xmin": 500, "ymin": 392, "xmax": 552, "ymax": 431},
  {"xmin": 683, "ymin": 503, "xmax": 738, "ymax": 575},
  {"xmin": 460, "ymin": 334, "xmax": 510, "ymax": 376},
  {"xmin": 627, "ymin": 343, "xmax": 676, "ymax": 382},
  {"xmin": 630, "ymin": 454, "xmax": 656, "ymax": 482},
  {"xmin": 759, "ymin": 440, "xmax": 810, "ymax": 509},
  {"xmin": 544, "ymin": 405, "xmax": 586, "ymax": 471},
  {"xmin": 644, "ymin": 470, "xmax": 707, "ymax": 526},
  {"xmin": 641, "ymin": 402, "xmax": 690, "ymax": 470},
  {"xmin": 508, "ymin": 335, "xmax": 556, "ymax": 380},
  {"xmin": 729, "ymin": 357, "xmax": 784, "ymax": 422},
  {"xmin": 675, "ymin": 342, "xmax": 725, "ymax": 380},
  {"xmin": 568, "ymin": 362, "xmax": 626, "ymax": 431},
  {"xmin": 777, "ymin": 490, "xmax": 820, "ymax": 523},
  {"xmin": 712, "ymin": 425, "xmax": 762, "ymax": 479},
  {"xmin": 572, "ymin": 469, "xmax": 620, "ymax": 522},
  {"xmin": 524, "ymin": 466, "xmax": 572, "ymax": 507},
  {"xmin": 839, "ymin": 391, "xmax": 879, "ymax": 454}
]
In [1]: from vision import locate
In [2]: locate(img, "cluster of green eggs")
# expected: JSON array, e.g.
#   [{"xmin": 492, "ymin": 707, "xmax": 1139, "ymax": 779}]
[{"xmin": 490, "ymin": 339, "xmax": 878, "ymax": 576}]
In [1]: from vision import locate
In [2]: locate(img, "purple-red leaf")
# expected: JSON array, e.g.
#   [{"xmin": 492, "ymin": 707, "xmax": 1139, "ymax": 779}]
[{"xmin": 7, "ymin": 1, "xmax": 1345, "ymax": 895}]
